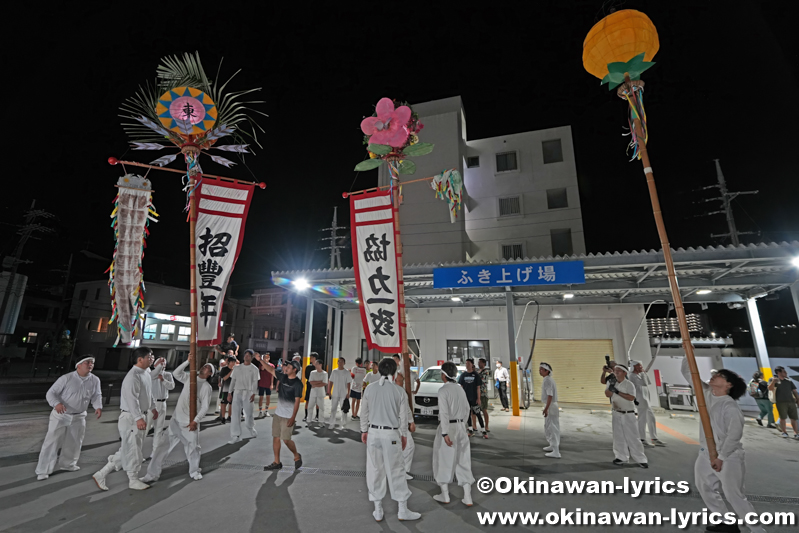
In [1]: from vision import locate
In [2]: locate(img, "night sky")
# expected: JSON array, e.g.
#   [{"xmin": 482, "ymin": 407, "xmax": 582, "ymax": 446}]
[{"xmin": 4, "ymin": 1, "xmax": 798, "ymax": 345}]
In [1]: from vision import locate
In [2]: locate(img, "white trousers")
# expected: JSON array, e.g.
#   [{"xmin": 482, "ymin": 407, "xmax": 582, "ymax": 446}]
[
  {"xmin": 306, "ymin": 389, "xmax": 326, "ymax": 420},
  {"xmin": 328, "ymin": 394, "xmax": 346, "ymax": 425},
  {"xmin": 366, "ymin": 428, "xmax": 411, "ymax": 502},
  {"xmin": 544, "ymin": 402, "xmax": 560, "ymax": 451},
  {"xmin": 612, "ymin": 411, "xmax": 647, "ymax": 463},
  {"xmin": 110, "ymin": 412, "xmax": 145, "ymax": 473},
  {"xmin": 694, "ymin": 451, "xmax": 765, "ymax": 533},
  {"xmin": 403, "ymin": 432, "xmax": 415, "ymax": 473},
  {"xmin": 35, "ymin": 410, "xmax": 87, "ymax": 475},
  {"xmin": 147, "ymin": 400, "xmax": 169, "ymax": 458},
  {"xmin": 146, "ymin": 417, "xmax": 202, "ymax": 479},
  {"xmin": 433, "ymin": 423, "xmax": 474, "ymax": 486},
  {"xmin": 636, "ymin": 399, "xmax": 658, "ymax": 440},
  {"xmin": 230, "ymin": 391, "xmax": 255, "ymax": 438}
]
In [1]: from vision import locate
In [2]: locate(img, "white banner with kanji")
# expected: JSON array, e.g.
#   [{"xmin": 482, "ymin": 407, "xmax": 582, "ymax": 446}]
[
  {"xmin": 350, "ymin": 190, "xmax": 403, "ymax": 353},
  {"xmin": 195, "ymin": 177, "xmax": 254, "ymax": 345}
]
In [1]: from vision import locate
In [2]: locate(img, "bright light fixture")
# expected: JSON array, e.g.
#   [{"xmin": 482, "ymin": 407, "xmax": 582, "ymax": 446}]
[
  {"xmin": 451, "ymin": 296, "xmax": 462, "ymax": 302},
  {"xmin": 292, "ymin": 278, "xmax": 310, "ymax": 291},
  {"xmin": 792, "ymin": 256, "xmax": 799, "ymax": 268},
  {"xmin": 563, "ymin": 293, "xmax": 575, "ymax": 299},
  {"xmin": 696, "ymin": 289, "xmax": 712, "ymax": 295}
]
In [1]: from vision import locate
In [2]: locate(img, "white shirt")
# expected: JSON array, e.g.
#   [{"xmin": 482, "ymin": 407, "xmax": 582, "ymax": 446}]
[
  {"xmin": 494, "ymin": 366, "xmax": 510, "ymax": 383},
  {"xmin": 628, "ymin": 371, "xmax": 651, "ymax": 403},
  {"xmin": 359, "ymin": 376, "xmax": 408, "ymax": 437},
  {"xmin": 609, "ymin": 378, "xmax": 636, "ymax": 411},
  {"xmin": 351, "ymin": 366, "xmax": 367, "ymax": 392},
  {"xmin": 397, "ymin": 367, "xmax": 420, "ymax": 393},
  {"xmin": 151, "ymin": 369, "xmax": 175, "ymax": 401},
  {"xmin": 229, "ymin": 363, "xmax": 260, "ymax": 394},
  {"xmin": 438, "ymin": 381, "xmax": 471, "ymax": 435},
  {"xmin": 681, "ymin": 358, "xmax": 744, "ymax": 460},
  {"xmin": 329, "ymin": 368, "xmax": 352, "ymax": 395},
  {"xmin": 363, "ymin": 371, "xmax": 381, "ymax": 389},
  {"xmin": 46, "ymin": 371, "xmax": 102, "ymax": 414},
  {"xmin": 541, "ymin": 375, "xmax": 558, "ymax": 404},
  {"xmin": 121, "ymin": 366, "xmax": 153, "ymax": 421},
  {"xmin": 171, "ymin": 360, "xmax": 212, "ymax": 424}
]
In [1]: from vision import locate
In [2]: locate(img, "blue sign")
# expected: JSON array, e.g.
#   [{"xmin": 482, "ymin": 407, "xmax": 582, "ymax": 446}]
[{"xmin": 433, "ymin": 261, "xmax": 585, "ymax": 289}]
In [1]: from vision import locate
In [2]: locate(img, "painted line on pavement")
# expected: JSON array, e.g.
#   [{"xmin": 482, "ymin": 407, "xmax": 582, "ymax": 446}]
[
  {"xmin": 507, "ymin": 417, "xmax": 521, "ymax": 430},
  {"xmin": 656, "ymin": 421, "xmax": 699, "ymax": 445}
]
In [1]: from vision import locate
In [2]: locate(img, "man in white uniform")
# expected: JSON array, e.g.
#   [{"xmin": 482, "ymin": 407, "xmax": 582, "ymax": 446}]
[
  {"xmin": 681, "ymin": 358, "xmax": 766, "ymax": 533},
  {"xmin": 35, "ymin": 356, "xmax": 103, "ymax": 480},
  {"xmin": 350, "ymin": 358, "xmax": 368, "ymax": 420},
  {"xmin": 433, "ymin": 361, "xmax": 475, "ymax": 506},
  {"xmin": 142, "ymin": 359, "xmax": 214, "ymax": 482},
  {"xmin": 494, "ymin": 361, "xmax": 510, "ymax": 411},
  {"xmin": 539, "ymin": 362, "xmax": 560, "ymax": 458},
  {"xmin": 605, "ymin": 364, "xmax": 648, "ymax": 468},
  {"xmin": 228, "ymin": 349, "xmax": 259, "ymax": 443},
  {"xmin": 146, "ymin": 358, "xmax": 174, "ymax": 459},
  {"xmin": 363, "ymin": 364, "xmax": 381, "ymax": 389},
  {"xmin": 628, "ymin": 359, "xmax": 666, "ymax": 448},
  {"xmin": 328, "ymin": 357, "xmax": 352, "ymax": 429},
  {"xmin": 393, "ymin": 354, "xmax": 420, "ymax": 395},
  {"xmin": 395, "ymin": 372, "xmax": 416, "ymax": 480},
  {"xmin": 360, "ymin": 357, "xmax": 420, "ymax": 522},
  {"xmin": 306, "ymin": 358, "xmax": 328, "ymax": 425},
  {"xmin": 93, "ymin": 347, "xmax": 161, "ymax": 490}
]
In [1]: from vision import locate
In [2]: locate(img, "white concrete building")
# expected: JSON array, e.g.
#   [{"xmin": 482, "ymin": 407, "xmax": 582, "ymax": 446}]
[{"xmin": 377, "ymin": 96, "xmax": 585, "ymax": 264}]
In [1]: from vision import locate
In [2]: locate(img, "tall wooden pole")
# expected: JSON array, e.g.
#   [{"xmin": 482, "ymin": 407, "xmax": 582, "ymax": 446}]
[
  {"xmin": 186, "ymin": 148, "xmax": 200, "ymax": 420},
  {"xmin": 622, "ymin": 76, "xmax": 717, "ymax": 460},
  {"xmin": 388, "ymin": 163, "xmax": 414, "ymax": 411}
]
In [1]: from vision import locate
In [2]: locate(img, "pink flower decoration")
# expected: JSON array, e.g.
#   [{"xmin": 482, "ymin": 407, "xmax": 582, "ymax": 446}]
[{"xmin": 360, "ymin": 98, "xmax": 412, "ymax": 148}]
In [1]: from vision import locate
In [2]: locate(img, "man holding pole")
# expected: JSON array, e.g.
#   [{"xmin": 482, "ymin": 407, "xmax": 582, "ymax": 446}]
[
  {"xmin": 227, "ymin": 349, "xmax": 259, "ymax": 444},
  {"xmin": 35, "ymin": 356, "xmax": 102, "ymax": 480},
  {"xmin": 394, "ymin": 372, "xmax": 416, "ymax": 480},
  {"xmin": 146, "ymin": 358, "xmax": 174, "ymax": 459},
  {"xmin": 681, "ymin": 358, "xmax": 766, "ymax": 533},
  {"xmin": 629, "ymin": 360, "xmax": 666, "ymax": 447}
]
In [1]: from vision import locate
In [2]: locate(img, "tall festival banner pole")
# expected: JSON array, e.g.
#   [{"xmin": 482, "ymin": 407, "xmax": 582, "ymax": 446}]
[
  {"xmin": 113, "ymin": 52, "xmax": 266, "ymax": 420},
  {"xmin": 583, "ymin": 10, "xmax": 717, "ymax": 459}
]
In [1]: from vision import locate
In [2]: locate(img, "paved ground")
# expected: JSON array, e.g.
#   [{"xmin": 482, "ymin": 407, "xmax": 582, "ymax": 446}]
[{"xmin": 0, "ymin": 397, "xmax": 796, "ymax": 533}]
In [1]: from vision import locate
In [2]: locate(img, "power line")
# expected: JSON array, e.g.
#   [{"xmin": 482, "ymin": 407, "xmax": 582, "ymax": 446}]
[{"xmin": 693, "ymin": 159, "xmax": 759, "ymax": 245}]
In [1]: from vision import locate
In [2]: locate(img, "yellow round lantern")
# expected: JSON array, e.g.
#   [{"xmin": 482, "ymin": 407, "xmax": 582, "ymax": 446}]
[{"xmin": 583, "ymin": 9, "xmax": 659, "ymax": 81}]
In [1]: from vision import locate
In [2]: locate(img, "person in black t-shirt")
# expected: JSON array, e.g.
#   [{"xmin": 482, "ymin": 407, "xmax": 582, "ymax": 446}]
[
  {"xmin": 261, "ymin": 360, "xmax": 305, "ymax": 470},
  {"xmin": 216, "ymin": 358, "xmax": 236, "ymax": 423},
  {"xmin": 214, "ymin": 335, "xmax": 239, "ymax": 359},
  {"xmin": 458, "ymin": 359, "xmax": 486, "ymax": 438}
]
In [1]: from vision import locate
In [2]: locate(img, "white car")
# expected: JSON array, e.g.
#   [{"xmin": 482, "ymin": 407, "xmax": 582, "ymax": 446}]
[{"xmin": 413, "ymin": 365, "xmax": 466, "ymax": 417}]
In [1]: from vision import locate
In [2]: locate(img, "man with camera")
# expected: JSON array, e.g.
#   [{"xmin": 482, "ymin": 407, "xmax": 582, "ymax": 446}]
[{"xmin": 605, "ymin": 364, "xmax": 648, "ymax": 468}]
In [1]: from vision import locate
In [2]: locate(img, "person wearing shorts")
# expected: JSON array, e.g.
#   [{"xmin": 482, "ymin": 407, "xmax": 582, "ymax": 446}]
[
  {"xmin": 769, "ymin": 366, "xmax": 799, "ymax": 439},
  {"xmin": 261, "ymin": 360, "xmax": 305, "ymax": 470},
  {"xmin": 216, "ymin": 358, "xmax": 236, "ymax": 423},
  {"xmin": 350, "ymin": 358, "xmax": 367, "ymax": 419},
  {"xmin": 255, "ymin": 352, "xmax": 275, "ymax": 419}
]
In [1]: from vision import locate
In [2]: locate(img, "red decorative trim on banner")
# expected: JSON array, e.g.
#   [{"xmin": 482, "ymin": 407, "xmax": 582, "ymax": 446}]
[
  {"xmin": 350, "ymin": 189, "xmax": 403, "ymax": 354},
  {"xmin": 195, "ymin": 176, "xmax": 255, "ymax": 346}
]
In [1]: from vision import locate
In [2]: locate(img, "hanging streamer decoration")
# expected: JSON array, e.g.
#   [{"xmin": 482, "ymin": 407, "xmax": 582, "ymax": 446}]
[
  {"xmin": 430, "ymin": 169, "xmax": 463, "ymax": 223},
  {"xmin": 621, "ymin": 83, "xmax": 648, "ymax": 161},
  {"xmin": 107, "ymin": 174, "xmax": 159, "ymax": 346}
]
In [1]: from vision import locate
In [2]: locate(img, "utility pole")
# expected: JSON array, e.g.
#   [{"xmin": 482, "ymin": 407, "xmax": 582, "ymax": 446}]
[
  {"xmin": 318, "ymin": 207, "xmax": 348, "ymax": 372},
  {"xmin": 0, "ymin": 200, "xmax": 55, "ymax": 344},
  {"xmin": 696, "ymin": 160, "xmax": 758, "ymax": 245}
]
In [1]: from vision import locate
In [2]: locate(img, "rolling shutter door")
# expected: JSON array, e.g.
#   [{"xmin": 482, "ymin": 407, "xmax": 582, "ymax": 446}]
[{"xmin": 531, "ymin": 339, "xmax": 614, "ymax": 404}]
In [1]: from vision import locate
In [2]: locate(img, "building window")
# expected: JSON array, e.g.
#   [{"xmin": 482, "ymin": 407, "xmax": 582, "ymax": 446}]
[
  {"xmin": 446, "ymin": 340, "xmax": 490, "ymax": 363},
  {"xmin": 143, "ymin": 323, "xmax": 157, "ymax": 340},
  {"xmin": 160, "ymin": 324, "xmax": 175, "ymax": 341},
  {"xmin": 550, "ymin": 228, "xmax": 573, "ymax": 256},
  {"xmin": 86, "ymin": 318, "xmax": 109, "ymax": 333},
  {"xmin": 501, "ymin": 244, "xmax": 524, "ymax": 260},
  {"xmin": 542, "ymin": 139, "xmax": 563, "ymax": 164},
  {"xmin": 360, "ymin": 339, "xmax": 369, "ymax": 362},
  {"xmin": 264, "ymin": 330, "xmax": 269, "ymax": 339},
  {"xmin": 498, "ymin": 196, "xmax": 521, "ymax": 217},
  {"xmin": 466, "ymin": 156, "xmax": 480, "ymax": 168},
  {"xmin": 94, "ymin": 288, "xmax": 101, "ymax": 300},
  {"xmin": 26, "ymin": 332, "xmax": 38, "ymax": 344},
  {"xmin": 177, "ymin": 326, "xmax": 191, "ymax": 342},
  {"xmin": 78, "ymin": 289, "xmax": 87, "ymax": 301},
  {"xmin": 495, "ymin": 151, "xmax": 518, "ymax": 173},
  {"xmin": 547, "ymin": 188, "xmax": 568, "ymax": 209}
]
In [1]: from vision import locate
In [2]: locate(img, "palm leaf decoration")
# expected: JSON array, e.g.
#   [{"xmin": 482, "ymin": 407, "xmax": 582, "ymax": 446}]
[{"xmin": 120, "ymin": 51, "xmax": 267, "ymax": 151}]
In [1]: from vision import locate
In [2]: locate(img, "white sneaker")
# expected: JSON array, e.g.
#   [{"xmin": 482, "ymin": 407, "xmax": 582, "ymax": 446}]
[
  {"xmin": 265, "ymin": 412, "xmax": 271, "ymax": 417},
  {"xmin": 373, "ymin": 502, "xmax": 384, "ymax": 522},
  {"xmin": 37, "ymin": 474, "xmax": 49, "ymax": 481},
  {"xmin": 462, "ymin": 483, "xmax": 473, "ymax": 506},
  {"xmin": 128, "ymin": 478, "xmax": 150, "ymax": 490},
  {"xmin": 398, "ymin": 501, "xmax": 421, "ymax": 521},
  {"xmin": 60, "ymin": 465, "xmax": 80, "ymax": 472},
  {"xmin": 652, "ymin": 439, "xmax": 667, "ymax": 447},
  {"xmin": 781, "ymin": 432, "xmax": 789, "ymax": 438},
  {"xmin": 140, "ymin": 474, "xmax": 158, "ymax": 483},
  {"xmin": 405, "ymin": 473, "xmax": 413, "ymax": 480},
  {"xmin": 641, "ymin": 439, "xmax": 655, "ymax": 448},
  {"xmin": 328, "ymin": 424, "xmax": 336, "ymax": 430},
  {"xmin": 433, "ymin": 485, "xmax": 451, "ymax": 504},
  {"xmin": 190, "ymin": 472, "xmax": 203, "ymax": 480},
  {"xmin": 545, "ymin": 451, "xmax": 562, "ymax": 458},
  {"xmin": 543, "ymin": 446, "xmax": 553, "ymax": 451},
  {"xmin": 250, "ymin": 430, "xmax": 258, "ymax": 438},
  {"xmin": 228, "ymin": 436, "xmax": 242, "ymax": 444}
]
